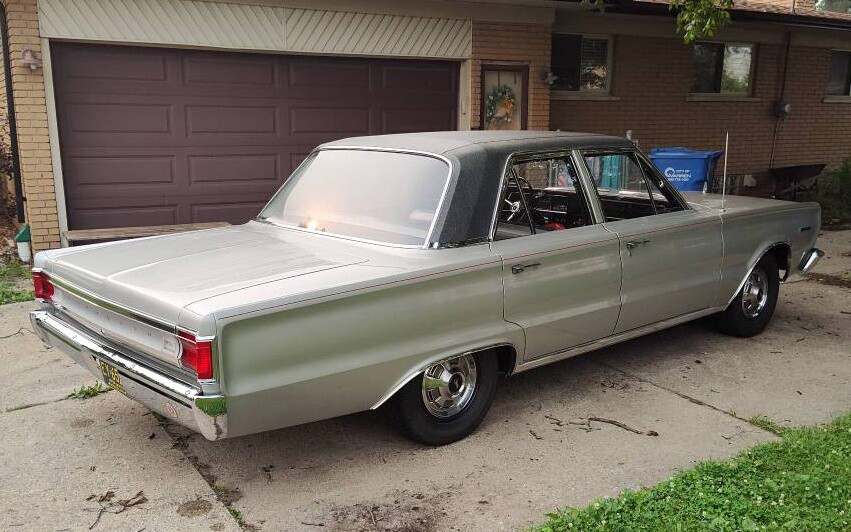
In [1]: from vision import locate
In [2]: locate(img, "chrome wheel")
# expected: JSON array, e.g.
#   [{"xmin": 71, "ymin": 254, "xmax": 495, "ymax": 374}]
[
  {"xmin": 742, "ymin": 266, "xmax": 769, "ymax": 318},
  {"xmin": 421, "ymin": 354, "xmax": 477, "ymax": 419}
]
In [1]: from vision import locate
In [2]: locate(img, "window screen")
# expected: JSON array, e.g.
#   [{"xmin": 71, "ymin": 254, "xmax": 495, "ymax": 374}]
[
  {"xmin": 692, "ymin": 42, "xmax": 754, "ymax": 95},
  {"xmin": 828, "ymin": 51, "xmax": 851, "ymax": 96},
  {"xmin": 551, "ymin": 34, "xmax": 611, "ymax": 92}
]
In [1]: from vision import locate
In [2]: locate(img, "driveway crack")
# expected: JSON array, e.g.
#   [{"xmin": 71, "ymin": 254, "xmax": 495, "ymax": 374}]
[
  {"xmin": 594, "ymin": 361, "xmax": 778, "ymax": 435},
  {"xmin": 158, "ymin": 417, "xmax": 258, "ymax": 531}
]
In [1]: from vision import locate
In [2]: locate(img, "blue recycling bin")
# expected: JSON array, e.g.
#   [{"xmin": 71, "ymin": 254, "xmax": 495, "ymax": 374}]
[{"xmin": 648, "ymin": 147, "xmax": 723, "ymax": 192}]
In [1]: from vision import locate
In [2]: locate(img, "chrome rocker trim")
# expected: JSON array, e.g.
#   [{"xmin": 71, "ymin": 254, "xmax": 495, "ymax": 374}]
[{"xmin": 30, "ymin": 310, "xmax": 227, "ymax": 441}]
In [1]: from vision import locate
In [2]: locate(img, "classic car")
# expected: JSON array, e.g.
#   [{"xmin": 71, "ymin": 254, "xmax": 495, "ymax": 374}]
[{"xmin": 30, "ymin": 131, "xmax": 823, "ymax": 446}]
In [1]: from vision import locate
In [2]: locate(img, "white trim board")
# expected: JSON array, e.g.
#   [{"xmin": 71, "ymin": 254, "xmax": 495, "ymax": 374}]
[{"xmin": 40, "ymin": 38, "xmax": 70, "ymax": 247}]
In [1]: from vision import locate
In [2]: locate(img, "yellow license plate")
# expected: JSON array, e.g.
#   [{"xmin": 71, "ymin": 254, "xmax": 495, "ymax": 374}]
[{"xmin": 95, "ymin": 358, "xmax": 125, "ymax": 394}]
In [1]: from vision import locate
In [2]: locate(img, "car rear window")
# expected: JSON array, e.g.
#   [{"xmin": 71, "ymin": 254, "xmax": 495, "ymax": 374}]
[{"xmin": 258, "ymin": 149, "xmax": 450, "ymax": 247}]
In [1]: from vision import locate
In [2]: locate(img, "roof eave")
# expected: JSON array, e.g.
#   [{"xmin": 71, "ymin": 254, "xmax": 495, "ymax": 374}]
[{"xmin": 555, "ymin": 0, "xmax": 851, "ymax": 31}]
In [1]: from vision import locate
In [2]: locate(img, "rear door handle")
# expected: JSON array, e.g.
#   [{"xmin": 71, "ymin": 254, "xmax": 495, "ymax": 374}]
[{"xmin": 511, "ymin": 262, "xmax": 541, "ymax": 274}]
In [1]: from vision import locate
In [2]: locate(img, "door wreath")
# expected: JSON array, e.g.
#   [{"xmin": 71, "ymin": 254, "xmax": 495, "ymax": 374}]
[{"xmin": 484, "ymin": 84, "xmax": 517, "ymax": 126}]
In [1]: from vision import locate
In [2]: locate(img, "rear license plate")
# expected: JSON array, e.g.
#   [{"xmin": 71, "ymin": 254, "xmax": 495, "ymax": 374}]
[{"xmin": 95, "ymin": 358, "xmax": 126, "ymax": 394}]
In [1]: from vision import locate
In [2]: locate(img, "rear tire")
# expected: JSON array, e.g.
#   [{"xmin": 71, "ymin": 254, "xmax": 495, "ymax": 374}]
[
  {"xmin": 391, "ymin": 351, "xmax": 498, "ymax": 446},
  {"xmin": 717, "ymin": 254, "xmax": 779, "ymax": 338}
]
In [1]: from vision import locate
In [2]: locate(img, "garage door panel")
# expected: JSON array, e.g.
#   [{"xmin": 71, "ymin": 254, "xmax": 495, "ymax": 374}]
[
  {"xmin": 62, "ymin": 50, "xmax": 167, "ymax": 83},
  {"xmin": 185, "ymin": 105, "xmax": 278, "ymax": 134},
  {"xmin": 182, "ymin": 55, "xmax": 277, "ymax": 88},
  {"xmin": 288, "ymin": 107, "xmax": 370, "ymax": 135},
  {"xmin": 190, "ymin": 201, "xmax": 270, "ymax": 224},
  {"xmin": 53, "ymin": 43, "xmax": 458, "ymax": 230},
  {"xmin": 381, "ymin": 108, "xmax": 456, "ymax": 133},
  {"xmin": 70, "ymin": 205, "xmax": 180, "ymax": 230},
  {"xmin": 380, "ymin": 65, "xmax": 456, "ymax": 91},
  {"xmin": 288, "ymin": 60, "xmax": 370, "ymax": 89},
  {"xmin": 188, "ymin": 154, "xmax": 280, "ymax": 184},
  {"xmin": 66, "ymin": 155, "xmax": 176, "ymax": 186},
  {"xmin": 63, "ymin": 102, "xmax": 173, "ymax": 134}
]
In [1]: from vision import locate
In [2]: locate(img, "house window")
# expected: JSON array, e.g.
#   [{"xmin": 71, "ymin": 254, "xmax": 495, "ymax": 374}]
[
  {"xmin": 691, "ymin": 42, "xmax": 755, "ymax": 95},
  {"xmin": 551, "ymin": 34, "xmax": 612, "ymax": 92},
  {"xmin": 815, "ymin": 0, "xmax": 851, "ymax": 14},
  {"xmin": 827, "ymin": 50, "xmax": 851, "ymax": 96}
]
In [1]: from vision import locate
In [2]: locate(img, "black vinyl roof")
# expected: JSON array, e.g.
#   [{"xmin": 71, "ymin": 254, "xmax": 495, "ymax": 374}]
[
  {"xmin": 319, "ymin": 131, "xmax": 635, "ymax": 247},
  {"xmin": 322, "ymin": 130, "xmax": 632, "ymax": 156}
]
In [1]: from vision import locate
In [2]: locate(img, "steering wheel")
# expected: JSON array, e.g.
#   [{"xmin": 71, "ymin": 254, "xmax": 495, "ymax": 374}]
[{"xmin": 503, "ymin": 176, "xmax": 542, "ymax": 224}]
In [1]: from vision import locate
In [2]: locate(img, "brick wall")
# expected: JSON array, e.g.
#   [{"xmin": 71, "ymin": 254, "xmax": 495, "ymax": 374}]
[
  {"xmin": 550, "ymin": 34, "xmax": 851, "ymax": 193},
  {"xmin": 471, "ymin": 21, "xmax": 551, "ymax": 130},
  {"xmin": 773, "ymin": 45, "xmax": 851, "ymax": 169},
  {"xmin": 3, "ymin": 0, "xmax": 60, "ymax": 250}
]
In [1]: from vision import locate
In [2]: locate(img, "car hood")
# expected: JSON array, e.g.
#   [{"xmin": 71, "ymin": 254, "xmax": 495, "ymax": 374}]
[{"xmin": 37, "ymin": 223, "xmax": 368, "ymax": 325}]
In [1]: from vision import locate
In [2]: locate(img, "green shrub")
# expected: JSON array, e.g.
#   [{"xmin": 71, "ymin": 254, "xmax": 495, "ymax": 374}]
[{"xmin": 809, "ymin": 158, "xmax": 851, "ymax": 224}]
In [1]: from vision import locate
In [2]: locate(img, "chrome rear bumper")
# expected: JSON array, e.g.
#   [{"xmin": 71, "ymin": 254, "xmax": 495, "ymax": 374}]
[
  {"xmin": 798, "ymin": 248, "xmax": 824, "ymax": 274},
  {"xmin": 30, "ymin": 310, "xmax": 227, "ymax": 440}
]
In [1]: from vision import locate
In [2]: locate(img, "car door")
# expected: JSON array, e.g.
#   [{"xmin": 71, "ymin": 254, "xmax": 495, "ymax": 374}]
[
  {"xmin": 582, "ymin": 149, "xmax": 722, "ymax": 333},
  {"xmin": 491, "ymin": 152, "xmax": 622, "ymax": 361}
]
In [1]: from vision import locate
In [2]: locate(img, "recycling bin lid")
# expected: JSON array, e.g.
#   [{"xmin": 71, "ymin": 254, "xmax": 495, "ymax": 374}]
[{"xmin": 648, "ymin": 147, "xmax": 722, "ymax": 159}]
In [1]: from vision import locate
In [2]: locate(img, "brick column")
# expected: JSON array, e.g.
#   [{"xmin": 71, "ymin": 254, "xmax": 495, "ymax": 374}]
[
  {"xmin": 471, "ymin": 21, "xmax": 552, "ymax": 131},
  {"xmin": 4, "ymin": 0, "xmax": 60, "ymax": 250}
]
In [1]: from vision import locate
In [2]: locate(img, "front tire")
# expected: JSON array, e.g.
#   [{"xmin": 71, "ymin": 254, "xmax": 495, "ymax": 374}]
[
  {"xmin": 717, "ymin": 254, "xmax": 779, "ymax": 337},
  {"xmin": 391, "ymin": 352, "xmax": 498, "ymax": 446}
]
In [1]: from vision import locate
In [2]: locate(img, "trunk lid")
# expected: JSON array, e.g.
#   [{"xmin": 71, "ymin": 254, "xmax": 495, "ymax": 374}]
[{"xmin": 40, "ymin": 223, "xmax": 368, "ymax": 325}]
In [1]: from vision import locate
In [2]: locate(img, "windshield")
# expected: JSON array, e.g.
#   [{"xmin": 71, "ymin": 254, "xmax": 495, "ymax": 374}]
[{"xmin": 258, "ymin": 149, "xmax": 450, "ymax": 246}]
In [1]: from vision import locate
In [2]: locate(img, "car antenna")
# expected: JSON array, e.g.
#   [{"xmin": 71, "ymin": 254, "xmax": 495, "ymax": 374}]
[{"xmin": 721, "ymin": 131, "xmax": 729, "ymax": 210}]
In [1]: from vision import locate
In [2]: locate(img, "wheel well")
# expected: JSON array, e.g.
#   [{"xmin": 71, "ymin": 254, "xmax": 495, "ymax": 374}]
[
  {"xmin": 766, "ymin": 243, "xmax": 791, "ymax": 280},
  {"xmin": 491, "ymin": 344, "xmax": 518, "ymax": 376}
]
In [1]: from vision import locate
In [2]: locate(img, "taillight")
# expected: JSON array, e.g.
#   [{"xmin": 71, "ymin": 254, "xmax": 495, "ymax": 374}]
[
  {"xmin": 178, "ymin": 331, "xmax": 214, "ymax": 380},
  {"xmin": 32, "ymin": 271, "xmax": 54, "ymax": 300}
]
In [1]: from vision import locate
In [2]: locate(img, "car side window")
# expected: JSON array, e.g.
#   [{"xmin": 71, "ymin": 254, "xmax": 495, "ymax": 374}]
[
  {"xmin": 495, "ymin": 156, "xmax": 594, "ymax": 240},
  {"xmin": 584, "ymin": 152, "xmax": 684, "ymax": 222}
]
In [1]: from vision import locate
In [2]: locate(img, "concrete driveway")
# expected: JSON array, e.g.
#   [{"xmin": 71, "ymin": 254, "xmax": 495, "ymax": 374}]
[{"xmin": 1, "ymin": 231, "xmax": 849, "ymax": 532}]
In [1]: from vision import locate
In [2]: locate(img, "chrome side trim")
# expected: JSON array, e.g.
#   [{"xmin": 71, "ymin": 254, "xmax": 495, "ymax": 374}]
[
  {"xmin": 369, "ymin": 343, "xmax": 515, "ymax": 410},
  {"xmin": 258, "ymin": 145, "xmax": 454, "ymax": 250},
  {"xmin": 514, "ymin": 306, "xmax": 725, "ymax": 373},
  {"xmin": 798, "ymin": 248, "xmax": 824, "ymax": 273}
]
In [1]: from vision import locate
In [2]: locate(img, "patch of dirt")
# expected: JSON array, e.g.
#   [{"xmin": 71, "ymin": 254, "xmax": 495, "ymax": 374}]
[
  {"xmin": 323, "ymin": 490, "xmax": 449, "ymax": 532},
  {"xmin": 822, "ymin": 221, "xmax": 851, "ymax": 231},
  {"xmin": 806, "ymin": 272, "xmax": 851, "ymax": 289},
  {"xmin": 0, "ymin": 214, "xmax": 17, "ymax": 263},
  {"xmin": 70, "ymin": 417, "xmax": 95, "ymax": 428},
  {"xmin": 177, "ymin": 498, "xmax": 213, "ymax": 517}
]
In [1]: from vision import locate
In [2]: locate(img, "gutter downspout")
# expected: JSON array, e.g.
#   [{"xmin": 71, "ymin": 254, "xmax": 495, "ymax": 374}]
[
  {"xmin": 768, "ymin": 30, "xmax": 792, "ymax": 174},
  {"xmin": 0, "ymin": 3, "xmax": 25, "ymax": 223}
]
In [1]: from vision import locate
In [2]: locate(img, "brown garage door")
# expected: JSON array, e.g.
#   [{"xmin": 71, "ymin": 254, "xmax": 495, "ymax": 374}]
[{"xmin": 52, "ymin": 43, "xmax": 459, "ymax": 230}]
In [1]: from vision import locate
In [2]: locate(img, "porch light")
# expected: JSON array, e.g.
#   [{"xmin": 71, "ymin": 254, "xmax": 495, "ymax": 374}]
[
  {"xmin": 20, "ymin": 49, "xmax": 42, "ymax": 70},
  {"xmin": 541, "ymin": 70, "xmax": 558, "ymax": 86}
]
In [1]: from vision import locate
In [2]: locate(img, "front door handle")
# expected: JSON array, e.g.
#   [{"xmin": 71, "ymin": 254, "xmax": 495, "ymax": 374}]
[
  {"xmin": 511, "ymin": 262, "xmax": 541, "ymax": 274},
  {"xmin": 625, "ymin": 239, "xmax": 650, "ymax": 255}
]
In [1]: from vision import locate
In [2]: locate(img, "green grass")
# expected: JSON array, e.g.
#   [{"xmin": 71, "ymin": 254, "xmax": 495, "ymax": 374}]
[
  {"xmin": 536, "ymin": 412, "xmax": 851, "ymax": 532},
  {"xmin": 0, "ymin": 258, "xmax": 33, "ymax": 305},
  {"xmin": 747, "ymin": 414, "xmax": 786, "ymax": 436},
  {"xmin": 66, "ymin": 382, "xmax": 110, "ymax": 399}
]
